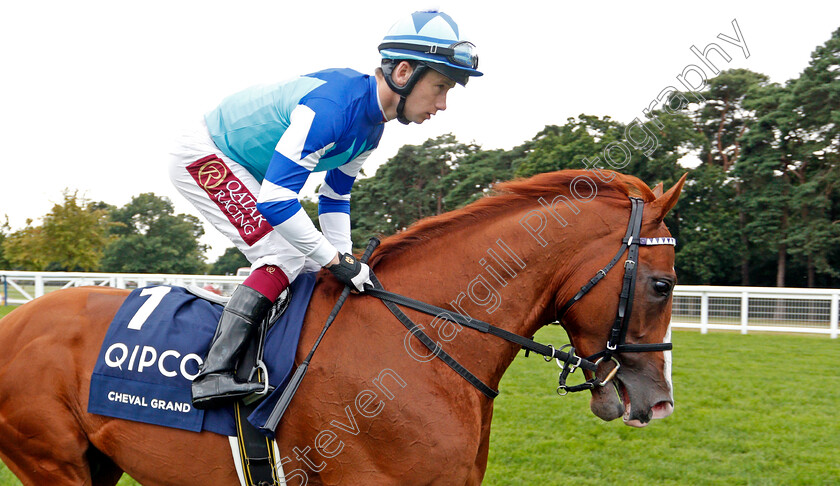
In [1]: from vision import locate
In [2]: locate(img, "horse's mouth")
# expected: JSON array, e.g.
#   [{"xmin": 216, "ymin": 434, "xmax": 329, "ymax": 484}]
[
  {"xmin": 591, "ymin": 377, "xmax": 674, "ymax": 427},
  {"xmin": 617, "ymin": 380, "xmax": 634, "ymax": 424}
]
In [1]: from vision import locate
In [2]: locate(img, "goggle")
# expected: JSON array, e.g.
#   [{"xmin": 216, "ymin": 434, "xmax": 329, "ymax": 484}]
[{"xmin": 379, "ymin": 40, "xmax": 479, "ymax": 70}]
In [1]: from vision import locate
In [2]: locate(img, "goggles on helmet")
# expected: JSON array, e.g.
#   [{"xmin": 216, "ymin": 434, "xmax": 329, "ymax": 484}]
[{"xmin": 378, "ymin": 40, "xmax": 479, "ymax": 70}]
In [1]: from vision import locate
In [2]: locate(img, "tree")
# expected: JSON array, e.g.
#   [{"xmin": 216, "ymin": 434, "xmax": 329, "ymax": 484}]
[
  {"xmin": 515, "ymin": 115, "xmax": 626, "ymax": 178},
  {"xmin": 2, "ymin": 220, "xmax": 49, "ymax": 270},
  {"xmin": 351, "ymin": 134, "xmax": 479, "ymax": 241},
  {"xmin": 512, "ymin": 112, "xmax": 699, "ymax": 190},
  {"xmin": 439, "ymin": 144, "xmax": 524, "ymax": 209},
  {"xmin": 735, "ymin": 29, "xmax": 840, "ymax": 287},
  {"xmin": 686, "ymin": 70, "xmax": 771, "ymax": 285},
  {"xmin": 674, "ymin": 163, "xmax": 743, "ymax": 284},
  {"xmin": 210, "ymin": 247, "xmax": 250, "ymax": 275},
  {"xmin": 2, "ymin": 190, "xmax": 110, "ymax": 271},
  {"xmin": 0, "ymin": 217, "xmax": 11, "ymax": 269},
  {"xmin": 100, "ymin": 193, "xmax": 207, "ymax": 274},
  {"xmin": 694, "ymin": 69, "xmax": 770, "ymax": 171},
  {"xmin": 300, "ymin": 197, "xmax": 321, "ymax": 229},
  {"xmin": 737, "ymin": 81, "xmax": 800, "ymax": 286},
  {"xmin": 783, "ymin": 27, "xmax": 840, "ymax": 286}
]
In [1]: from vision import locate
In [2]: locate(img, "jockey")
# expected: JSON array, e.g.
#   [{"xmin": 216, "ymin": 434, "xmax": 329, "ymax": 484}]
[{"xmin": 168, "ymin": 10, "xmax": 482, "ymax": 409}]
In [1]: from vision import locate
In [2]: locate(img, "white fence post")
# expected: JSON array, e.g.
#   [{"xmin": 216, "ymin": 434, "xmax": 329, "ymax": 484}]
[
  {"xmin": 831, "ymin": 292, "xmax": 838, "ymax": 339},
  {"xmin": 741, "ymin": 291, "xmax": 749, "ymax": 335},
  {"xmin": 700, "ymin": 291, "xmax": 709, "ymax": 334},
  {"xmin": 34, "ymin": 275, "xmax": 44, "ymax": 299}
]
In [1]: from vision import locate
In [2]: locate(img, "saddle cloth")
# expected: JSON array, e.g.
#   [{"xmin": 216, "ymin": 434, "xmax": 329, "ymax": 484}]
[{"xmin": 87, "ymin": 272, "xmax": 317, "ymax": 436}]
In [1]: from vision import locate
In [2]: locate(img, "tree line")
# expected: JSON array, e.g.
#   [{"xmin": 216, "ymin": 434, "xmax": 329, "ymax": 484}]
[
  {"xmin": 350, "ymin": 28, "xmax": 840, "ymax": 287},
  {"xmin": 0, "ymin": 192, "xmax": 231, "ymax": 274},
  {"xmin": 1, "ymin": 29, "xmax": 837, "ymax": 286},
  {"xmin": 0, "ymin": 190, "xmax": 321, "ymax": 276}
]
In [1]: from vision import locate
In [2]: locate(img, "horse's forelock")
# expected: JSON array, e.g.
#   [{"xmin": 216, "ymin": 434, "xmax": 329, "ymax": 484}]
[{"xmin": 368, "ymin": 170, "xmax": 654, "ymax": 267}]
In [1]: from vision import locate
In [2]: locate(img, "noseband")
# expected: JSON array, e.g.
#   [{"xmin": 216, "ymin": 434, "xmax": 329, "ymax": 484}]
[{"xmin": 555, "ymin": 197, "xmax": 674, "ymax": 394}]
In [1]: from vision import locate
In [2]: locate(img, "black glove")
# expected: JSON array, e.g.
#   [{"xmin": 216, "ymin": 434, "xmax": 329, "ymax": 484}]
[{"xmin": 327, "ymin": 253, "xmax": 372, "ymax": 292}]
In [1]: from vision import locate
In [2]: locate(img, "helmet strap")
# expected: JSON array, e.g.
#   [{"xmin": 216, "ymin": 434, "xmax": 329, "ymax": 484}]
[
  {"xmin": 382, "ymin": 61, "xmax": 429, "ymax": 124},
  {"xmin": 396, "ymin": 96, "xmax": 410, "ymax": 125}
]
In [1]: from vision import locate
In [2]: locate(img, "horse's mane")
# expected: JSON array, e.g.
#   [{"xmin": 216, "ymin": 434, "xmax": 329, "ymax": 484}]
[{"xmin": 367, "ymin": 170, "xmax": 654, "ymax": 267}]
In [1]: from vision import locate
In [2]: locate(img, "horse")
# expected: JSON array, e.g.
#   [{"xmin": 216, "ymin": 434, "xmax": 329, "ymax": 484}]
[{"xmin": 0, "ymin": 170, "xmax": 685, "ymax": 485}]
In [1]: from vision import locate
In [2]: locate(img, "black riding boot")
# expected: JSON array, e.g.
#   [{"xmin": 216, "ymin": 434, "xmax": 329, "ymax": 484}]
[{"xmin": 191, "ymin": 285, "xmax": 274, "ymax": 409}]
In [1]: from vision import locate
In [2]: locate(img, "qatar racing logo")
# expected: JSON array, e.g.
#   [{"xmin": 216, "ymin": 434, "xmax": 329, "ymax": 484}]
[
  {"xmin": 186, "ymin": 155, "xmax": 272, "ymax": 245},
  {"xmin": 194, "ymin": 159, "xmax": 227, "ymax": 190}
]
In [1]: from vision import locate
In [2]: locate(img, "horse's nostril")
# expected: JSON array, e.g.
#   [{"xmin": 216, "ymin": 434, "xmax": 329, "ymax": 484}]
[{"xmin": 652, "ymin": 400, "xmax": 674, "ymax": 419}]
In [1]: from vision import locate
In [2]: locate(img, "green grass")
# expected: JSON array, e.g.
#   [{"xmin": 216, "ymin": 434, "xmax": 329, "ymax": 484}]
[
  {"xmin": 484, "ymin": 328, "xmax": 840, "ymax": 485},
  {"xmin": 1, "ymin": 330, "xmax": 838, "ymax": 485}
]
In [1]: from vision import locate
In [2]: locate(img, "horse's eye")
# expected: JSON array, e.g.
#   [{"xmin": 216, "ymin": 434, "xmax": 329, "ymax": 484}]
[{"xmin": 653, "ymin": 279, "xmax": 673, "ymax": 295}]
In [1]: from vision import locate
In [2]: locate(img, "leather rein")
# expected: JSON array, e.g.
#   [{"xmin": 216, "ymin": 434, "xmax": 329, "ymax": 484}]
[{"xmin": 362, "ymin": 196, "xmax": 674, "ymax": 399}]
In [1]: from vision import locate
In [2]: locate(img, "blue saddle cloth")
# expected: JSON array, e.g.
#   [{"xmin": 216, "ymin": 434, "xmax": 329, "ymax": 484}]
[{"xmin": 88, "ymin": 273, "xmax": 316, "ymax": 436}]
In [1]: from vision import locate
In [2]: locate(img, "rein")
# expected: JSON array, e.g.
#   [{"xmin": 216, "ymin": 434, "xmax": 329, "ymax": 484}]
[
  {"xmin": 365, "ymin": 274, "xmax": 598, "ymax": 399},
  {"xmin": 262, "ymin": 197, "xmax": 675, "ymax": 428},
  {"xmin": 364, "ymin": 196, "xmax": 675, "ymax": 399}
]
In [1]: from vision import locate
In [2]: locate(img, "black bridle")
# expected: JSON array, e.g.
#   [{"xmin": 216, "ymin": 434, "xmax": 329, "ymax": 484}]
[
  {"xmin": 554, "ymin": 197, "xmax": 674, "ymax": 394},
  {"xmin": 263, "ymin": 203, "xmax": 677, "ymax": 430}
]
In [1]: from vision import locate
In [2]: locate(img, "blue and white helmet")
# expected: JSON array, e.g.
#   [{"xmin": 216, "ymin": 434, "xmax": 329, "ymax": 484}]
[{"xmin": 379, "ymin": 10, "xmax": 482, "ymax": 88}]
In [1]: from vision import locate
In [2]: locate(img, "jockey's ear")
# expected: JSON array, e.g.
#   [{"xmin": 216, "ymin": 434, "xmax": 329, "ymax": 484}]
[
  {"xmin": 392, "ymin": 61, "xmax": 415, "ymax": 88},
  {"xmin": 649, "ymin": 173, "xmax": 687, "ymax": 223}
]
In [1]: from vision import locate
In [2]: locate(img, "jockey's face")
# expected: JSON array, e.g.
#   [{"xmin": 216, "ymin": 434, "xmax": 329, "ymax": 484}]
[{"xmin": 403, "ymin": 68, "xmax": 456, "ymax": 124}]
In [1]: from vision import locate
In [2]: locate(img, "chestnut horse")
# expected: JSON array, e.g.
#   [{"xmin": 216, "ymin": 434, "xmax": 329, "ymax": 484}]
[{"xmin": 0, "ymin": 170, "xmax": 685, "ymax": 485}]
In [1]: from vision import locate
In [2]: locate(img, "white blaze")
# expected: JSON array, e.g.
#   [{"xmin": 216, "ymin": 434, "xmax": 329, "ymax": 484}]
[{"xmin": 664, "ymin": 325, "xmax": 673, "ymax": 401}]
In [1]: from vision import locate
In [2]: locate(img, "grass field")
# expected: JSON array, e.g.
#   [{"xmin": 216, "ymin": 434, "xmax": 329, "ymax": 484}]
[
  {"xmin": 484, "ymin": 328, "xmax": 839, "ymax": 485},
  {"xmin": 0, "ymin": 319, "xmax": 837, "ymax": 484}
]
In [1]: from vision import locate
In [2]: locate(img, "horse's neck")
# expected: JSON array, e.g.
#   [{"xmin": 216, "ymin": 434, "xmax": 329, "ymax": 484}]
[{"xmin": 372, "ymin": 211, "xmax": 584, "ymax": 389}]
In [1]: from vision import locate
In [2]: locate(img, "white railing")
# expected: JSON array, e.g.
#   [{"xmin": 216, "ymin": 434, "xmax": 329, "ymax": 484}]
[
  {"xmin": 671, "ymin": 285, "xmax": 839, "ymax": 339},
  {"xmin": 0, "ymin": 270, "xmax": 246, "ymax": 305},
  {"xmin": 1, "ymin": 272, "xmax": 838, "ymax": 338}
]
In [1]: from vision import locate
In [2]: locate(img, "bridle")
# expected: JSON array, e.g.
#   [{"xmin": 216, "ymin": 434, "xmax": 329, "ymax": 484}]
[
  {"xmin": 554, "ymin": 197, "xmax": 675, "ymax": 394},
  {"xmin": 362, "ymin": 197, "xmax": 675, "ymax": 398},
  {"xmin": 354, "ymin": 197, "xmax": 675, "ymax": 399},
  {"xmin": 263, "ymin": 198, "xmax": 677, "ymax": 429}
]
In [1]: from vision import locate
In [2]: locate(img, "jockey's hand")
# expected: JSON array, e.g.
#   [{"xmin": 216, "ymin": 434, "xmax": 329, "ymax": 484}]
[{"xmin": 327, "ymin": 252, "xmax": 372, "ymax": 292}]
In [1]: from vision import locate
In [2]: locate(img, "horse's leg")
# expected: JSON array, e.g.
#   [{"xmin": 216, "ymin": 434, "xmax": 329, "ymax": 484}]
[
  {"xmin": 0, "ymin": 431, "xmax": 123, "ymax": 486},
  {"xmin": 89, "ymin": 421, "xmax": 240, "ymax": 486},
  {"xmin": 0, "ymin": 310, "xmax": 101, "ymax": 485},
  {"xmin": 0, "ymin": 290, "xmax": 132, "ymax": 486},
  {"xmin": 87, "ymin": 446, "xmax": 124, "ymax": 486},
  {"xmin": 464, "ymin": 404, "xmax": 494, "ymax": 486},
  {"xmin": 0, "ymin": 400, "xmax": 126, "ymax": 486}
]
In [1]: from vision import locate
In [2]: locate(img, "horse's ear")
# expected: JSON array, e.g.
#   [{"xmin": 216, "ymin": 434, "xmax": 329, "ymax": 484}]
[
  {"xmin": 652, "ymin": 182, "xmax": 664, "ymax": 198},
  {"xmin": 649, "ymin": 173, "xmax": 688, "ymax": 222}
]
